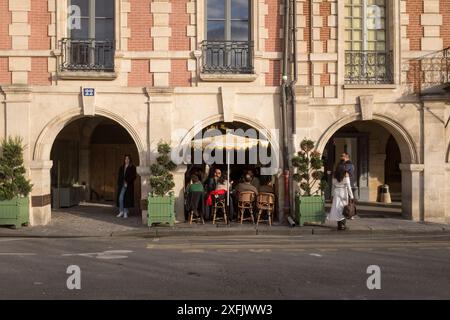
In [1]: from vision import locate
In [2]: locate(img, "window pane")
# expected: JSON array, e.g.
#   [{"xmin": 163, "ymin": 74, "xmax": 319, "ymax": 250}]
[
  {"xmin": 96, "ymin": 0, "xmax": 114, "ymax": 18},
  {"xmin": 231, "ymin": 0, "xmax": 249, "ymax": 19},
  {"xmin": 207, "ymin": 0, "xmax": 225, "ymax": 19},
  {"xmin": 207, "ymin": 20, "xmax": 225, "ymax": 40},
  {"xmin": 95, "ymin": 18, "xmax": 114, "ymax": 40},
  {"xmin": 231, "ymin": 21, "xmax": 249, "ymax": 40},
  {"xmin": 70, "ymin": 0, "xmax": 89, "ymax": 17},
  {"xmin": 70, "ymin": 18, "xmax": 89, "ymax": 39}
]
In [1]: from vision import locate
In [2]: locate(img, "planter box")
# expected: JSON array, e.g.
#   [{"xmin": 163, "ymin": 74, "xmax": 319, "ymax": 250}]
[
  {"xmin": 52, "ymin": 186, "xmax": 85, "ymax": 208},
  {"xmin": 295, "ymin": 195, "xmax": 325, "ymax": 226},
  {"xmin": 148, "ymin": 195, "xmax": 175, "ymax": 227},
  {"xmin": 0, "ymin": 197, "xmax": 29, "ymax": 228}
]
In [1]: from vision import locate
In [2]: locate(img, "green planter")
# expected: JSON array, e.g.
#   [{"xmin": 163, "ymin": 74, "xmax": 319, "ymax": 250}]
[
  {"xmin": 147, "ymin": 195, "xmax": 175, "ymax": 227},
  {"xmin": 0, "ymin": 197, "xmax": 29, "ymax": 228},
  {"xmin": 295, "ymin": 195, "xmax": 325, "ymax": 226}
]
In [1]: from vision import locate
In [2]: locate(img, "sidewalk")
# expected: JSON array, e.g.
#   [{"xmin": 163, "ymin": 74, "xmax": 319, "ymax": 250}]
[{"xmin": 0, "ymin": 202, "xmax": 449, "ymax": 238}]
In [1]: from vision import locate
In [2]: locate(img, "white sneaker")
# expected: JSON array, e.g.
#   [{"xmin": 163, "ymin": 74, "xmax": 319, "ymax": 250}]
[
  {"xmin": 117, "ymin": 211, "xmax": 124, "ymax": 218},
  {"xmin": 123, "ymin": 212, "xmax": 128, "ymax": 219}
]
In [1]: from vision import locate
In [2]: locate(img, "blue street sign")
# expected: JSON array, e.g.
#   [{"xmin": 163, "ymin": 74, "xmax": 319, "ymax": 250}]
[{"xmin": 83, "ymin": 88, "xmax": 95, "ymax": 97}]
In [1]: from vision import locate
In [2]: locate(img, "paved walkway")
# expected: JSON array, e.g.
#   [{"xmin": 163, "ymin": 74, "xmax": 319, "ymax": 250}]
[{"xmin": 0, "ymin": 202, "xmax": 449, "ymax": 238}]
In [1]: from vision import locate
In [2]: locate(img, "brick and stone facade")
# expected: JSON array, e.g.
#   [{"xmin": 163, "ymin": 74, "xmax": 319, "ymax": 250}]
[{"xmin": 0, "ymin": 0, "xmax": 449, "ymax": 226}]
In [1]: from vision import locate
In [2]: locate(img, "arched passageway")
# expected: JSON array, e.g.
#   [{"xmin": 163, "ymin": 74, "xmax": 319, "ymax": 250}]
[{"xmin": 50, "ymin": 116, "xmax": 141, "ymax": 217}]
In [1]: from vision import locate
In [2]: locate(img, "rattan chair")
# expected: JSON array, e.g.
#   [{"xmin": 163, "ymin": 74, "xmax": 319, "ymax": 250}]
[
  {"xmin": 256, "ymin": 192, "xmax": 275, "ymax": 226},
  {"xmin": 237, "ymin": 191, "xmax": 256, "ymax": 224}
]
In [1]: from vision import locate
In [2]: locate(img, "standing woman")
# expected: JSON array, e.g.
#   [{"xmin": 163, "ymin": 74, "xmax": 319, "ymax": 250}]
[
  {"xmin": 328, "ymin": 163, "xmax": 354, "ymax": 230},
  {"xmin": 117, "ymin": 155, "xmax": 137, "ymax": 218}
]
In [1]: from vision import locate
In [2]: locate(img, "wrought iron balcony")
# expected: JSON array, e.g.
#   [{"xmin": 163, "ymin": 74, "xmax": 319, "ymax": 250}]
[
  {"xmin": 407, "ymin": 47, "xmax": 449, "ymax": 95},
  {"xmin": 60, "ymin": 38, "xmax": 115, "ymax": 72},
  {"xmin": 345, "ymin": 50, "xmax": 394, "ymax": 84},
  {"xmin": 201, "ymin": 40, "xmax": 254, "ymax": 74}
]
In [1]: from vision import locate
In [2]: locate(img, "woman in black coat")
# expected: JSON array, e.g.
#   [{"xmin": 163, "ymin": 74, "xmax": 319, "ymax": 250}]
[{"xmin": 116, "ymin": 155, "xmax": 137, "ymax": 218}]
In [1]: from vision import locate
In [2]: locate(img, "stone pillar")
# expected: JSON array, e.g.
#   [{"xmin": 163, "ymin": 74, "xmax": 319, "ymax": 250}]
[
  {"xmin": 29, "ymin": 160, "xmax": 53, "ymax": 226},
  {"xmin": 445, "ymin": 163, "xmax": 450, "ymax": 220},
  {"xmin": 173, "ymin": 164, "xmax": 187, "ymax": 222},
  {"xmin": 423, "ymin": 101, "xmax": 446, "ymax": 219},
  {"xmin": 136, "ymin": 166, "xmax": 151, "ymax": 225},
  {"xmin": 3, "ymin": 85, "xmax": 31, "ymax": 163},
  {"xmin": 399, "ymin": 163, "xmax": 424, "ymax": 221}
]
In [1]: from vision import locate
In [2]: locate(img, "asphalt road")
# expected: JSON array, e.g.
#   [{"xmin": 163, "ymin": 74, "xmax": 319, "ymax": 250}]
[{"xmin": 0, "ymin": 233, "xmax": 450, "ymax": 299}]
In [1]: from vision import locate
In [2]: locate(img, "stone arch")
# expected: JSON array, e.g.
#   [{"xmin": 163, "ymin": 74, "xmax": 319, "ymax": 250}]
[
  {"xmin": 178, "ymin": 114, "xmax": 280, "ymax": 153},
  {"xmin": 33, "ymin": 108, "xmax": 145, "ymax": 163},
  {"xmin": 316, "ymin": 113, "xmax": 419, "ymax": 164}
]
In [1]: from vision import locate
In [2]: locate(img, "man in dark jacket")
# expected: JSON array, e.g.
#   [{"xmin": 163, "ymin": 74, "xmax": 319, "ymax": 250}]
[{"xmin": 117, "ymin": 155, "xmax": 137, "ymax": 218}]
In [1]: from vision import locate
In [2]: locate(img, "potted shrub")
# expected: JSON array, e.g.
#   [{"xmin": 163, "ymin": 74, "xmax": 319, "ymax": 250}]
[
  {"xmin": 148, "ymin": 142, "xmax": 176, "ymax": 227},
  {"xmin": 292, "ymin": 139, "xmax": 327, "ymax": 226},
  {"xmin": 0, "ymin": 137, "xmax": 33, "ymax": 228}
]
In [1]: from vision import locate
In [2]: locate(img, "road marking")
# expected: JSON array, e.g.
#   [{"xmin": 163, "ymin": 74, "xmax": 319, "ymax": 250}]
[
  {"xmin": 309, "ymin": 253, "xmax": 322, "ymax": 257},
  {"xmin": 62, "ymin": 250, "xmax": 132, "ymax": 259},
  {"xmin": 319, "ymin": 248, "xmax": 338, "ymax": 252}
]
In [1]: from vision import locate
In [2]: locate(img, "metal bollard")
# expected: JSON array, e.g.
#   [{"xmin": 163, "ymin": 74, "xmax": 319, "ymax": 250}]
[{"xmin": 381, "ymin": 184, "xmax": 392, "ymax": 204}]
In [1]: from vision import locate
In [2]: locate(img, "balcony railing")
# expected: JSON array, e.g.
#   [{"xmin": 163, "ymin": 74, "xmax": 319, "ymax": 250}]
[
  {"xmin": 201, "ymin": 40, "xmax": 254, "ymax": 74},
  {"xmin": 60, "ymin": 38, "xmax": 115, "ymax": 72},
  {"xmin": 407, "ymin": 47, "xmax": 450, "ymax": 95},
  {"xmin": 345, "ymin": 50, "xmax": 394, "ymax": 84}
]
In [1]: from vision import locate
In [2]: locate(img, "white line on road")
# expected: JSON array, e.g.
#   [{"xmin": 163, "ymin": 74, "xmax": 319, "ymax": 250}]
[
  {"xmin": 62, "ymin": 250, "xmax": 133, "ymax": 259},
  {"xmin": 309, "ymin": 253, "xmax": 323, "ymax": 257}
]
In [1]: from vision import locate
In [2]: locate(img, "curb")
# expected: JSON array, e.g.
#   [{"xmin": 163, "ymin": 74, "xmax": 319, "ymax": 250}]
[{"xmin": 1, "ymin": 226, "xmax": 449, "ymax": 239}]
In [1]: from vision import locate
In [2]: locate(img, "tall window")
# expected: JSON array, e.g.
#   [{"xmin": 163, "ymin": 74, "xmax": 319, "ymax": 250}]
[
  {"xmin": 62, "ymin": 0, "xmax": 115, "ymax": 71},
  {"xmin": 69, "ymin": 0, "xmax": 114, "ymax": 40},
  {"xmin": 344, "ymin": 0, "xmax": 392, "ymax": 84},
  {"xmin": 203, "ymin": 0, "xmax": 253, "ymax": 74},
  {"xmin": 206, "ymin": 0, "xmax": 250, "ymax": 41}
]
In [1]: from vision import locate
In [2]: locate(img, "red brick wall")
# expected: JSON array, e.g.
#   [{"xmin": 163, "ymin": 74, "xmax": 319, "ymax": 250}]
[
  {"xmin": 128, "ymin": 0, "xmax": 153, "ymax": 51},
  {"xmin": 29, "ymin": 0, "xmax": 51, "ymax": 50},
  {"xmin": 265, "ymin": 0, "xmax": 282, "ymax": 52},
  {"xmin": 406, "ymin": 0, "xmax": 423, "ymax": 51},
  {"xmin": 441, "ymin": 0, "xmax": 450, "ymax": 47},
  {"xmin": 128, "ymin": 60, "xmax": 153, "ymax": 86},
  {"xmin": 30, "ymin": 57, "xmax": 51, "ymax": 85},
  {"xmin": 170, "ymin": 59, "xmax": 190, "ymax": 87},
  {"xmin": 320, "ymin": 1, "xmax": 331, "ymax": 52},
  {"xmin": 0, "ymin": 0, "xmax": 11, "ymax": 50},
  {"xmin": 169, "ymin": 0, "xmax": 190, "ymax": 51},
  {"xmin": 266, "ymin": 60, "xmax": 281, "ymax": 86},
  {"xmin": 304, "ymin": 0, "xmax": 311, "ymax": 53},
  {"xmin": 0, "ymin": 58, "xmax": 11, "ymax": 85}
]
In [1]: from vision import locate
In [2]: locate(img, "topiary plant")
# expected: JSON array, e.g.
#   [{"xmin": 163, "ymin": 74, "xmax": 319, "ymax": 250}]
[
  {"xmin": 292, "ymin": 138, "xmax": 327, "ymax": 196},
  {"xmin": 0, "ymin": 136, "xmax": 33, "ymax": 201},
  {"xmin": 149, "ymin": 141, "xmax": 176, "ymax": 197}
]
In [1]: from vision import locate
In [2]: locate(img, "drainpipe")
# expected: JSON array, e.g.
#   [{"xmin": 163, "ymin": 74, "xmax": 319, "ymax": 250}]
[
  {"xmin": 290, "ymin": 0, "xmax": 298, "ymax": 134},
  {"xmin": 281, "ymin": 0, "xmax": 291, "ymax": 222}
]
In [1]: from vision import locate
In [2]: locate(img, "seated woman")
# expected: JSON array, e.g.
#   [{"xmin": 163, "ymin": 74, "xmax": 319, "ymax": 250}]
[
  {"xmin": 186, "ymin": 175, "xmax": 205, "ymax": 222},
  {"xmin": 188, "ymin": 174, "xmax": 204, "ymax": 193}
]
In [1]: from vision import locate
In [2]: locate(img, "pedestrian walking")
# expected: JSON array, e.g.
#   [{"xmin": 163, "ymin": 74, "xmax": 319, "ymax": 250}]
[
  {"xmin": 328, "ymin": 163, "xmax": 354, "ymax": 230},
  {"xmin": 340, "ymin": 152, "xmax": 358, "ymax": 199},
  {"xmin": 116, "ymin": 154, "xmax": 137, "ymax": 218}
]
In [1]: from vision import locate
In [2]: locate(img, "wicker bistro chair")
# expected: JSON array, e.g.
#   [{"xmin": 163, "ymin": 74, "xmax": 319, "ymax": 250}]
[
  {"xmin": 212, "ymin": 192, "xmax": 228, "ymax": 224},
  {"xmin": 188, "ymin": 191, "xmax": 205, "ymax": 224},
  {"xmin": 237, "ymin": 191, "xmax": 256, "ymax": 224},
  {"xmin": 256, "ymin": 192, "xmax": 275, "ymax": 226}
]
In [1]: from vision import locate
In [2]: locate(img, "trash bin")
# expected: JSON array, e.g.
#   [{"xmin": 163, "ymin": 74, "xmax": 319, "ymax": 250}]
[{"xmin": 380, "ymin": 184, "xmax": 392, "ymax": 204}]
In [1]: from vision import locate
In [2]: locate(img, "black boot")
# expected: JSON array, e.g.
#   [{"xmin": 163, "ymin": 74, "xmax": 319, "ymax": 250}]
[{"xmin": 338, "ymin": 220, "xmax": 347, "ymax": 231}]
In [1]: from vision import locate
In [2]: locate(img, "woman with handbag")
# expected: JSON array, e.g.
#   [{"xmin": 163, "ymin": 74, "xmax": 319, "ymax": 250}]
[{"xmin": 328, "ymin": 163, "xmax": 354, "ymax": 230}]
